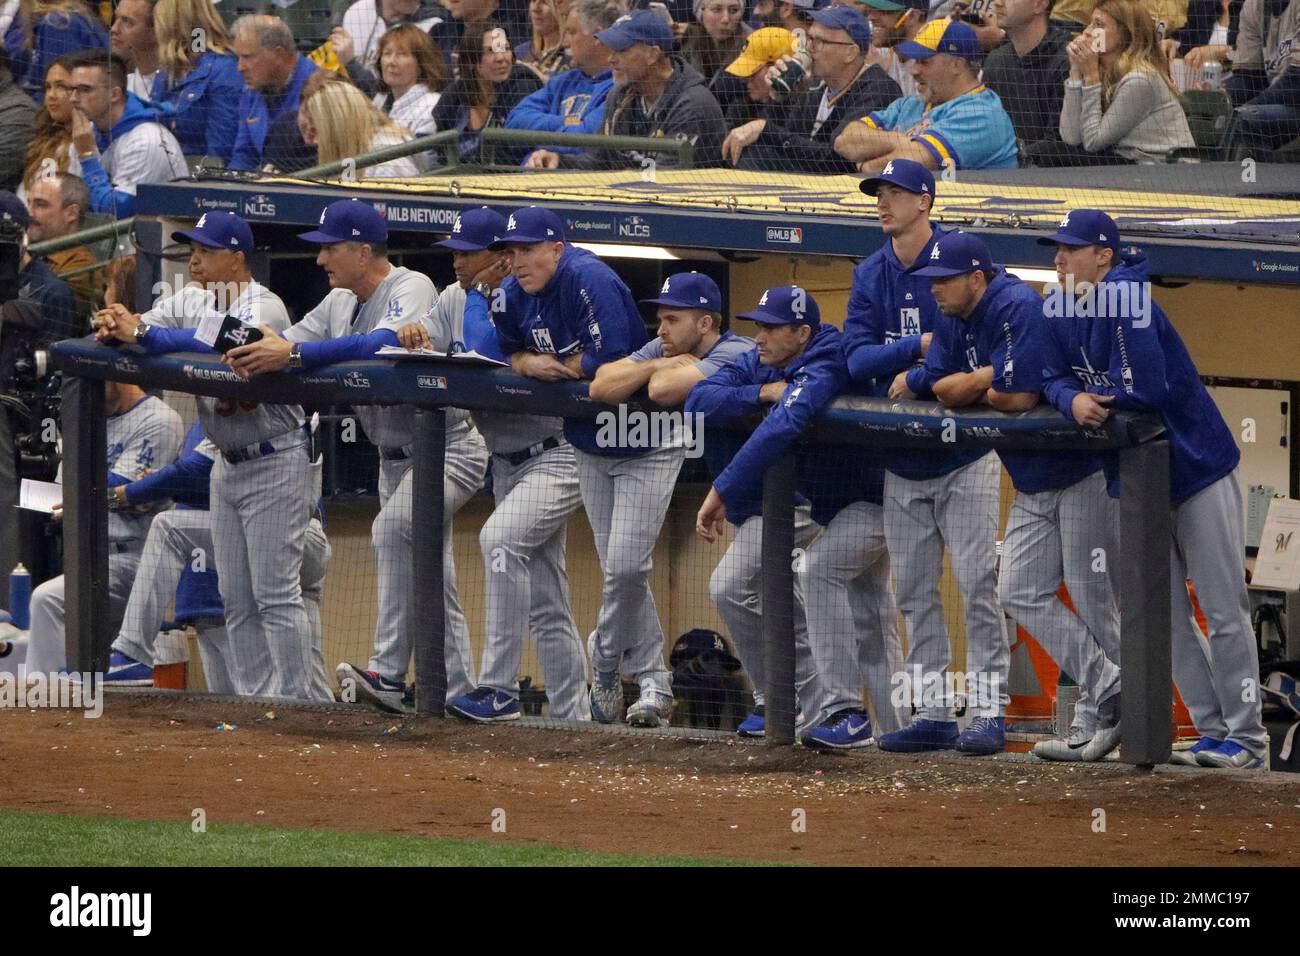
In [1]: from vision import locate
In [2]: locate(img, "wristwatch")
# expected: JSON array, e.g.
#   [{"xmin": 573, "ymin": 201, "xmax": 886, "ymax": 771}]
[
  {"xmin": 133, "ymin": 322, "xmax": 150, "ymax": 343},
  {"xmin": 287, "ymin": 342, "xmax": 303, "ymax": 369}
]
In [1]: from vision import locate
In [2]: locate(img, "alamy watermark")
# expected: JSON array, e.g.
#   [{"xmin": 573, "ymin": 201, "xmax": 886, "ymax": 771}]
[
  {"xmin": 1043, "ymin": 275, "xmax": 1151, "ymax": 328},
  {"xmin": 0, "ymin": 670, "xmax": 103, "ymax": 718},
  {"xmin": 594, "ymin": 404, "xmax": 706, "ymax": 459},
  {"xmin": 890, "ymin": 666, "xmax": 1002, "ymax": 711}
]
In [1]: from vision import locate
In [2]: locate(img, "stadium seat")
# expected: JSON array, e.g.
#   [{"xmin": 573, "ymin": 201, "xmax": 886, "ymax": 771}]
[{"xmin": 1171, "ymin": 89, "xmax": 1233, "ymax": 163}]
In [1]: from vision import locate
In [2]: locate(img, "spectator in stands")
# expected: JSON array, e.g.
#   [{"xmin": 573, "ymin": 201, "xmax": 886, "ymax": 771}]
[
  {"xmin": 1222, "ymin": 0, "xmax": 1300, "ymax": 152},
  {"xmin": 66, "ymin": 50, "xmax": 187, "ymax": 216},
  {"xmin": 261, "ymin": 68, "xmax": 340, "ymax": 173},
  {"xmin": 0, "ymin": 47, "xmax": 35, "ymax": 191},
  {"xmin": 0, "ymin": 188, "xmax": 76, "ymax": 330},
  {"xmin": 111, "ymin": 0, "xmax": 158, "ymax": 101},
  {"xmin": 25, "ymin": 172, "xmax": 100, "ymax": 316},
  {"xmin": 228, "ymin": 14, "xmax": 318, "ymax": 171},
  {"xmin": 529, "ymin": 8, "xmax": 727, "ymax": 168},
  {"xmin": 516, "ymin": 0, "xmax": 570, "ymax": 77},
  {"xmin": 429, "ymin": 0, "xmax": 533, "ymax": 76},
  {"xmin": 773, "ymin": 0, "xmax": 821, "ymax": 32},
  {"xmin": 338, "ymin": 0, "xmax": 444, "ymax": 72},
  {"xmin": 513, "ymin": 0, "xmax": 622, "ymax": 166},
  {"xmin": 300, "ymin": 76, "xmax": 423, "ymax": 175},
  {"xmin": 859, "ymin": 0, "xmax": 926, "ymax": 97},
  {"xmin": 433, "ymin": 22, "xmax": 543, "ymax": 164},
  {"xmin": 4, "ymin": 0, "xmax": 108, "ymax": 100},
  {"xmin": 1166, "ymin": 0, "xmax": 1242, "ymax": 82},
  {"xmin": 1053, "ymin": 0, "xmax": 1187, "ymax": 35},
  {"xmin": 373, "ymin": 22, "xmax": 446, "ymax": 145},
  {"xmin": 20, "ymin": 56, "xmax": 75, "ymax": 197},
  {"xmin": 683, "ymin": 0, "xmax": 753, "ymax": 83},
  {"xmin": 1043, "ymin": 0, "xmax": 1194, "ymax": 164},
  {"xmin": 835, "ymin": 18, "xmax": 1020, "ymax": 169},
  {"xmin": 983, "ymin": 0, "xmax": 1072, "ymax": 159},
  {"xmin": 151, "ymin": 0, "xmax": 243, "ymax": 162},
  {"xmin": 717, "ymin": 24, "xmax": 796, "ymax": 126},
  {"xmin": 722, "ymin": 4, "xmax": 899, "ymax": 170}
]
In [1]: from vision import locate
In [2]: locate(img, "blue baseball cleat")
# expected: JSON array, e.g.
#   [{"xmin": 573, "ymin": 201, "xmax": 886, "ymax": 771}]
[
  {"xmin": 805, "ymin": 708, "xmax": 874, "ymax": 750},
  {"xmin": 876, "ymin": 718, "xmax": 959, "ymax": 753},
  {"xmin": 738, "ymin": 705, "xmax": 766, "ymax": 738},
  {"xmin": 336, "ymin": 662, "xmax": 407, "ymax": 714},
  {"xmin": 1169, "ymin": 736, "xmax": 1224, "ymax": 766},
  {"xmin": 1195, "ymin": 740, "xmax": 1268, "ymax": 770},
  {"xmin": 103, "ymin": 651, "xmax": 153, "ymax": 686},
  {"xmin": 955, "ymin": 716, "xmax": 1006, "ymax": 755},
  {"xmin": 448, "ymin": 687, "xmax": 521, "ymax": 723}
]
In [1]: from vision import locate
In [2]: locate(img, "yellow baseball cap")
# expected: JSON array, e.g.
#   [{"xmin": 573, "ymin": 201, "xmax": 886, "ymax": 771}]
[{"xmin": 725, "ymin": 27, "xmax": 798, "ymax": 77}]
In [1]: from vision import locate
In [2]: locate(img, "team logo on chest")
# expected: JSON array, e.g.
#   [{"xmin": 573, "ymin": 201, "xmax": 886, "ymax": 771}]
[
  {"xmin": 899, "ymin": 307, "xmax": 920, "ymax": 336},
  {"xmin": 531, "ymin": 327, "xmax": 555, "ymax": 352},
  {"xmin": 1071, "ymin": 347, "xmax": 1114, "ymax": 387}
]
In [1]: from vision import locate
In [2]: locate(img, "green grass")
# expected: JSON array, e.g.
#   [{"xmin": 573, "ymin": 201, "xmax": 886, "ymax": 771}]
[{"xmin": 0, "ymin": 809, "xmax": 751, "ymax": 867}]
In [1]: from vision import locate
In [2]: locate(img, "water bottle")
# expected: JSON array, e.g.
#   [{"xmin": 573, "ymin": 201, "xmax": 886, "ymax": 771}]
[
  {"xmin": 9, "ymin": 564, "xmax": 31, "ymax": 630},
  {"xmin": 1202, "ymin": 61, "xmax": 1224, "ymax": 91},
  {"xmin": 770, "ymin": 49, "xmax": 812, "ymax": 100}
]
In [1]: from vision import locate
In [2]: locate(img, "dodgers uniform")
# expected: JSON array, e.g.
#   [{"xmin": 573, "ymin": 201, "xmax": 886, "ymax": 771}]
[
  {"xmin": 136, "ymin": 276, "xmax": 322, "ymax": 700},
  {"xmin": 1042, "ymin": 250, "xmax": 1268, "ymax": 764},
  {"xmin": 285, "ymin": 263, "xmax": 488, "ymax": 700},
  {"xmin": 922, "ymin": 265, "xmax": 1122, "ymax": 738},
  {"xmin": 844, "ymin": 224, "xmax": 1005, "ymax": 726},
  {"xmin": 689, "ymin": 303, "xmax": 906, "ymax": 743},
  {"xmin": 25, "ymin": 394, "xmax": 184, "ymax": 675},
  {"xmin": 450, "ymin": 281, "xmax": 588, "ymax": 719},
  {"xmin": 493, "ymin": 239, "xmax": 680, "ymax": 713},
  {"xmin": 110, "ymin": 423, "xmax": 334, "ymax": 699}
]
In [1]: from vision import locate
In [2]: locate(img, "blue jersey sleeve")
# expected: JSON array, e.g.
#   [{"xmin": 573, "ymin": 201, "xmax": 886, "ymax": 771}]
[
  {"xmin": 462, "ymin": 290, "xmax": 508, "ymax": 361},
  {"xmin": 123, "ymin": 448, "xmax": 213, "ymax": 508},
  {"xmin": 141, "ymin": 327, "xmax": 217, "ymax": 355},
  {"xmin": 684, "ymin": 353, "xmax": 764, "ymax": 422},
  {"xmin": 505, "ymin": 77, "xmax": 565, "ymax": 132},
  {"xmin": 1041, "ymin": 316, "xmax": 1084, "ymax": 418},
  {"xmin": 79, "ymin": 154, "xmax": 136, "ymax": 217},
  {"xmin": 492, "ymin": 279, "xmax": 530, "ymax": 356},
  {"xmin": 298, "ymin": 328, "xmax": 399, "ymax": 368},
  {"xmin": 711, "ymin": 355, "xmax": 845, "ymax": 512},
  {"xmin": 906, "ymin": 312, "xmax": 959, "ymax": 397},
  {"xmin": 988, "ymin": 294, "xmax": 1045, "ymax": 395},
  {"xmin": 574, "ymin": 269, "xmax": 642, "ymax": 379},
  {"xmin": 1091, "ymin": 309, "xmax": 1171, "ymax": 411}
]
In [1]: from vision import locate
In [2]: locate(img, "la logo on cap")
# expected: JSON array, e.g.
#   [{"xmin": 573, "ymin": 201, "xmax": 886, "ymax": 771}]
[
  {"xmin": 1059, "ymin": 213, "xmax": 1070, "ymax": 228},
  {"xmin": 883, "ymin": 160, "xmax": 894, "ymax": 175},
  {"xmin": 319, "ymin": 209, "xmax": 328, "ymax": 224},
  {"xmin": 661, "ymin": 278, "xmax": 672, "ymax": 293},
  {"xmin": 930, "ymin": 243, "xmax": 942, "ymax": 259},
  {"xmin": 197, "ymin": 213, "xmax": 208, "ymax": 228},
  {"xmin": 452, "ymin": 219, "xmax": 463, "ymax": 233},
  {"xmin": 758, "ymin": 290, "xmax": 769, "ymax": 305},
  {"xmin": 507, "ymin": 214, "xmax": 517, "ymax": 231}
]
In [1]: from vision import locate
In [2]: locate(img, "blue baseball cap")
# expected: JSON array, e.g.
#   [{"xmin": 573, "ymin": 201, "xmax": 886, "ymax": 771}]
[
  {"xmin": 0, "ymin": 190, "xmax": 29, "ymax": 228},
  {"xmin": 1037, "ymin": 209, "xmax": 1121, "ymax": 251},
  {"xmin": 298, "ymin": 199, "xmax": 388, "ymax": 245},
  {"xmin": 909, "ymin": 231, "xmax": 993, "ymax": 277},
  {"xmin": 859, "ymin": 157, "xmax": 935, "ymax": 197},
  {"xmin": 896, "ymin": 17, "xmax": 982, "ymax": 61},
  {"xmin": 738, "ymin": 285, "xmax": 820, "ymax": 326},
  {"xmin": 494, "ymin": 207, "xmax": 566, "ymax": 245},
  {"xmin": 809, "ymin": 4, "xmax": 873, "ymax": 50},
  {"xmin": 171, "ymin": 211, "xmax": 253, "ymax": 255},
  {"xmin": 641, "ymin": 271, "xmax": 722, "ymax": 312},
  {"xmin": 597, "ymin": 9, "xmax": 674, "ymax": 52},
  {"xmin": 438, "ymin": 207, "xmax": 507, "ymax": 251}
]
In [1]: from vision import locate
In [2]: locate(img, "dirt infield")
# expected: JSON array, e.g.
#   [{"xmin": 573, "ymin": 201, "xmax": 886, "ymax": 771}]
[{"xmin": 2, "ymin": 694, "xmax": 1297, "ymax": 866}]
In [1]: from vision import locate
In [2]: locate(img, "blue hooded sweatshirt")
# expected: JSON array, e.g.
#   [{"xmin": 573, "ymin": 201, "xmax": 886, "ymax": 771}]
[
  {"xmin": 843, "ymin": 223, "xmax": 984, "ymax": 481},
  {"xmin": 505, "ymin": 67, "xmax": 614, "ymax": 158},
  {"xmin": 152, "ymin": 51, "xmax": 245, "ymax": 161},
  {"xmin": 492, "ymin": 245, "xmax": 649, "ymax": 455},
  {"xmin": 1041, "ymin": 254, "xmax": 1238, "ymax": 504},
  {"xmin": 686, "ymin": 323, "xmax": 883, "ymax": 526},
  {"xmin": 912, "ymin": 268, "xmax": 1103, "ymax": 494},
  {"xmin": 80, "ymin": 92, "xmax": 171, "ymax": 217}
]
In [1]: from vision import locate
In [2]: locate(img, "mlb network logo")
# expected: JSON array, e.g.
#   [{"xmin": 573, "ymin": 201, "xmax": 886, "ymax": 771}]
[{"xmin": 766, "ymin": 226, "xmax": 802, "ymax": 245}]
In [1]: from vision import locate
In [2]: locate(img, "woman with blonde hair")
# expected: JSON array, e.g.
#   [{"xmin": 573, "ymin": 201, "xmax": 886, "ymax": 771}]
[
  {"xmin": 373, "ymin": 22, "xmax": 445, "ymax": 139},
  {"xmin": 515, "ymin": 0, "xmax": 569, "ymax": 79},
  {"xmin": 20, "ymin": 55, "xmax": 78, "ymax": 198},
  {"xmin": 300, "ymin": 78, "xmax": 422, "ymax": 177},
  {"xmin": 4, "ymin": 0, "xmax": 107, "ymax": 98},
  {"xmin": 1037, "ymin": 0, "xmax": 1194, "ymax": 165},
  {"xmin": 150, "ymin": 0, "xmax": 243, "ymax": 161}
]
